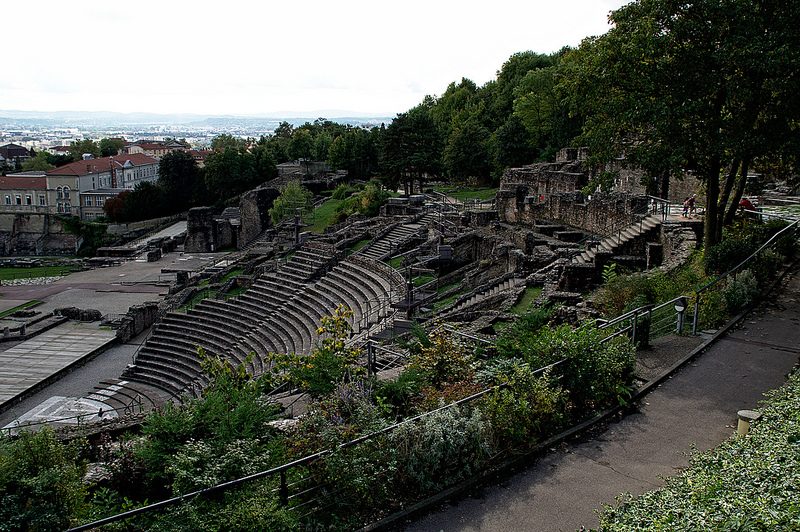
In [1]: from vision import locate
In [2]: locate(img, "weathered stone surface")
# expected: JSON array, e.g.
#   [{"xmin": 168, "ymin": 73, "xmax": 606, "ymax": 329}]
[{"xmin": 55, "ymin": 307, "xmax": 102, "ymax": 321}]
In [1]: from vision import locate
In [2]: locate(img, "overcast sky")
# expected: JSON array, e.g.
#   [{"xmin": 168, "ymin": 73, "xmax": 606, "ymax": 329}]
[{"xmin": 4, "ymin": 0, "xmax": 628, "ymax": 117}]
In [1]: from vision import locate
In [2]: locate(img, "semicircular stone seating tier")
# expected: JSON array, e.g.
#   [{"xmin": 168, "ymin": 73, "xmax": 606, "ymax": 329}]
[{"xmin": 121, "ymin": 244, "xmax": 406, "ymax": 402}]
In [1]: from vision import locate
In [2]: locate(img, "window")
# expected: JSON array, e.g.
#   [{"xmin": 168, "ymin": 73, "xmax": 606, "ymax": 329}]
[
  {"xmin": 25, "ymin": 195, "xmax": 31, "ymax": 205},
  {"xmin": 57, "ymin": 202, "xmax": 63, "ymax": 213},
  {"xmin": 95, "ymin": 197, "xmax": 103, "ymax": 206},
  {"xmin": 15, "ymin": 195, "xmax": 21, "ymax": 205},
  {"xmin": 85, "ymin": 197, "xmax": 92, "ymax": 206},
  {"xmin": 64, "ymin": 201, "xmax": 71, "ymax": 213},
  {"xmin": 38, "ymin": 195, "xmax": 46, "ymax": 206},
  {"xmin": 64, "ymin": 186, "xmax": 70, "ymax": 199},
  {"xmin": 57, "ymin": 187, "xmax": 63, "ymax": 199},
  {"xmin": 4, "ymin": 195, "xmax": 10, "ymax": 205}
]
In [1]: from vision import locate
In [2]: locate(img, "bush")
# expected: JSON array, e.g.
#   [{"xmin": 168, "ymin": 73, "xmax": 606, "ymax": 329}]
[
  {"xmin": 335, "ymin": 182, "xmax": 391, "ymax": 221},
  {"xmin": 516, "ymin": 323, "xmax": 636, "ymax": 413},
  {"xmin": 480, "ymin": 360, "xmax": 567, "ymax": 448},
  {"xmin": 408, "ymin": 330, "xmax": 475, "ymax": 387},
  {"xmin": 723, "ymin": 269, "xmax": 759, "ymax": 313},
  {"xmin": 390, "ymin": 405, "xmax": 491, "ymax": 495},
  {"xmin": 266, "ymin": 306, "xmax": 364, "ymax": 398},
  {"xmin": 0, "ymin": 429, "xmax": 88, "ymax": 531}
]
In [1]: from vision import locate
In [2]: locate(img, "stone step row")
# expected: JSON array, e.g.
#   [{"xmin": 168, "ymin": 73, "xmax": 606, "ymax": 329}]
[{"xmin": 574, "ymin": 216, "xmax": 661, "ymax": 265}]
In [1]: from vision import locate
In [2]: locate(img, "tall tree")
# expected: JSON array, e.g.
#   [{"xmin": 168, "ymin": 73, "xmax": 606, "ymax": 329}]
[
  {"xmin": 381, "ymin": 104, "xmax": 442, "ymax": 194},
  {"xmin": 99, "ymin": 138, "xmax": 124, "ymax": 157},
  {"xmin": 562, "ymin": 0, "xmax": 800, "ymax": 247},
  {"xmin": 68, "ymin": 139, "xmax": 100, "ymax": 159},
  {"xmin": 158, "ymin": 150, "xmax": 200, "ymax": 211}
]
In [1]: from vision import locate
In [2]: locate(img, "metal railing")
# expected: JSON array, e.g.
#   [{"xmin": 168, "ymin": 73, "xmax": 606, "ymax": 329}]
[
  {"xmin": 67, "ymin": 354, "xmax": 567, "ymax": 532},
  {"xmin": 692, "ymin": 217, "xmax": 800, "ymax": 334}
]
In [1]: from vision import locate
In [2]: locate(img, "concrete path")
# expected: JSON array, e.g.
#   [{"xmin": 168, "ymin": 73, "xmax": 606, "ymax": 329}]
[
  {"xmin": 0, "ymin": 322, "xmax": 116, "ymax": 407},
  {"xmin": 406, "ymin": 269, "xmax": 800, "ymax": 532}
]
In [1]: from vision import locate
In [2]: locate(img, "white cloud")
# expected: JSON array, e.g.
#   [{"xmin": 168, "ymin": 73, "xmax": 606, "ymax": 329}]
[{"xmin": 4, "ymin": 0, "xmax": 628, "ymax": 115}]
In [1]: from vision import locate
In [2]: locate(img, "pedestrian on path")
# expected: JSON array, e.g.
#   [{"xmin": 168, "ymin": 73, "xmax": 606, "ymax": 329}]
[
  {"xmin": 682, "ymin": 196, "xmax": 690, "ymax": 217},
  {"xmin": 688, "ymin": 194, "xmax": 697, "ymax": 217}
]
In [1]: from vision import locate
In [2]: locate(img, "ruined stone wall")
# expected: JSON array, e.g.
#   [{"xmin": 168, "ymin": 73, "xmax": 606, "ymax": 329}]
[
  {"xmin": 610, "ymin": 163, "xmax": 704, "ymax": 203},
  {"xmin": 115, "ymin": 302, "xmax": 160, "ymax": 343},
  {"xmin": 498, "ymin": 190, "xmax": 648, "ymax": 236},
  {"xmin": 238, "ymin": 187, "xmax": 280, "ymax": 249},
  {"xmin": 184, "ymin": 207, "xmax": 214, "ymax": 252},
  {"xmin": 0, "ymin": 213, "xmax": 77, "ymax": 256}
]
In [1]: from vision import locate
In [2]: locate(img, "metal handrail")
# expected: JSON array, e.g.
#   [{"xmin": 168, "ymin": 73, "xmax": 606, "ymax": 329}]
[{"xmin": 67, "ymin": 354, "xmax": 568, "ymax": 531}]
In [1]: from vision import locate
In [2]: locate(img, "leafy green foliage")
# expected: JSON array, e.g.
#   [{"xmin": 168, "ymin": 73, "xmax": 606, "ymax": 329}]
[
  {"xmin": 598, "ymin": 371, "xmax": 800, "ymax": 530},
  {"xmin": 268, "ymin": 180, "xmax": 313, "ymax": 224},
  {"xmin": 0, "ymin": 429, "xmax": 87, "ymax": 531},
  {"xmin": 390, "ymin": 405, "xmax": 491, "ymax": 495},
  {"xmin": 134, "ymin": 348, "xmax": 281, "ymax": 493},
  {"xmin": 480, "ymin": 360, "xmax": 567, "ymax": 448},
  {"xmin": 408, "ymin": 330, "xmax": 474, "ymax": 388},
  {"xmin": 334, "ymin": 181, "xmax": 391, "ymax": 221},
  {"xmin": 266, "ymin": 306, "xmax": 364, "ymax": 398}
]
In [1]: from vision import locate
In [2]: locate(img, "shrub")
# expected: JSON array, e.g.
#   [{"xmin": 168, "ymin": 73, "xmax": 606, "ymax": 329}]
[
  {"xmin": 723, "ymin": 269, "xmax": 759, "ymax": 313},
  {"xmin": 390, "ymin": 405, "xmax": 491, "ymax": 495},
  {"xmin": 750, "ymin": 248, "xmax": 782, "ymax": 287},
  {"xmin": 335, "ymin": 182, "xmax": 391, "ymax": 220},
  {"xmin": 697, "ymin": 288, "xmax": 728, "ymax": 329},
  {"xmin": 517, "ymin": 324, "xmax": 636, "ymax": 414},
  {"xmin": 266, "ymin": 306, "xmax": 364, "ymax": 398},
  {"xmin": 480, "ymin": 360, "xmax": 567, "ymax": 448},
  {"xmin": 0, "ymin": 429, "xmax": 88, "ymax": 531},
  {"xmin": 408, "ymin": 330, "xmax": 474, "ymax": 387},
  {"xmin": 374, "ymin": 367, "xmax": 426, "ymax": 419},
  {"xmin": 331, "ymin": 183, "xmax": 359, "ymax": 200},
  {"xmin": 169, "ymin": 438, "xmax": 275, "ymax": 494}
]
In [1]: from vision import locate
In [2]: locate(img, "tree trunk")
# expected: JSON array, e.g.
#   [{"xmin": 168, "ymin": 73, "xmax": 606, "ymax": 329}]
[
  {"xmin": 659, "ymin": 171, "xmax": 670, "ymax": 199},
  {"xmin": 724, "ymin": 158, "xmax": 750, "ymax": 225},
  {"xmin": 716, "ymin": 159, "xmax": 740, "ymax": 242},
  {"xmin": 703, "ymin": 162, "xmax": 722, "ymax": 248}
]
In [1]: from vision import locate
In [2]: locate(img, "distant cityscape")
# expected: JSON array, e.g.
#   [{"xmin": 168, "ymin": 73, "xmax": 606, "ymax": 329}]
[{"xmin": 0, "ymin": 110, "xmax": 392, "ymax": 151}]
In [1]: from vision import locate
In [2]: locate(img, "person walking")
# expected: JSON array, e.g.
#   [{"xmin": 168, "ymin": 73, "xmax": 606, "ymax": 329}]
[
  {"xmin": 688, "ymin": 194, "xmax": 697, "ymax": 217},
  {"xmin": 682, "ymin": 196, "xmax": 690, "ymax": 217}
]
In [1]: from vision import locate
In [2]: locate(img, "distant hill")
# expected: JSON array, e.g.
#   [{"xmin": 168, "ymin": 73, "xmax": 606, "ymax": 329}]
[{"xmin": 0, "ymin": 110, "xmax": 393, "ymax": 128}]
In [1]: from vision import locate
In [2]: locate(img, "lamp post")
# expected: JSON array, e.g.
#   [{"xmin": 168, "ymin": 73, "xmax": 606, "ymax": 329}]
[{"xmin": 674, "ymin": 296, "xmax": 687, "ymax": 334}]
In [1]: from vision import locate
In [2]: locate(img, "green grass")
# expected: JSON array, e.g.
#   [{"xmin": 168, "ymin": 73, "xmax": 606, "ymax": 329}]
[
  {"xmin": 179, "ymin": 288, "xmax": 216, "ymax": 312},
  {"xmin": 350, "ymin": 239, "xmax": 371, "ymax": 252},
  {"xmin": 386, "ymin": 256, "xmax": 404, "ymax": 269},
  {"xmin": 433, "ymin": 186, "xmax": 498, "ymax": 202},
  {"xmin": 432, "ymin": 291, "xmax": 465, "ymax": 311},
  {"xmin": 510, "ymin": 286, "xmax": 542, "ymax": 315},
  {"xmin": 413, "ymin": 274, "xmax": 435, "ymax": 287},
  {"xmin": 221, "ymin": 268, "xmax": 244, "ymax": 283},
  {"xmin": 0, "ymin": 300, "xmax": 42, "ymax": 318},
  {"xmin": 436, "ymin": 281, "xmax": 461, "ymax": 294},
  {"xmin": 0, "ymin": 266, "xmax": 76, "ymax": 281},
  {"xmin": 306, "ymin": 198, "xmax": 344, "ymax": 233}
]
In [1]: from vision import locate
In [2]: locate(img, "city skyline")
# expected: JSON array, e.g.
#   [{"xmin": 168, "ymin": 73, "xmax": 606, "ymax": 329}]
[{"xmin": 5, "ymin": 0, "xmax": 626, "ymax": 117}]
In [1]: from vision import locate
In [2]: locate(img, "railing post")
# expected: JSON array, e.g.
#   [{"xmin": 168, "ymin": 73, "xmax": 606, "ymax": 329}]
[
  {"xmin": 630, "ymin": 311, "xmax": 638, "ymax": 345},
  {"xmin": 692, "ymin": 292, "xmax": 700, "ymax": 335},
  {"xmin": 279, "ymin": 471, "xmax": 288, "ymax": 506}
]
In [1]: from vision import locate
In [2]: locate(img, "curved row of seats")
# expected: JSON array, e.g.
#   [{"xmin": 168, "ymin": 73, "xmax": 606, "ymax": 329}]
[{"xmin": 123, "ymin": 251, "xmax": 400, "ymax": 402}]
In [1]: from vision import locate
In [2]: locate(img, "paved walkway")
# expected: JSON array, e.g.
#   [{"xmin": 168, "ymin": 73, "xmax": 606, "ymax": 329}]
[
  {"xmin": 0, "ymin": 322, "xmax": 116, "ymax": 407},
  {"xmin": 406, "ymin": 268, "xmax": 800, "ymax": 532}
]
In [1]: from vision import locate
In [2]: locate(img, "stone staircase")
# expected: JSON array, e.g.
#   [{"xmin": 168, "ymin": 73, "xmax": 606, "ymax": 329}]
[
  {"xmin": 573, "ymin": 214, "xmax": 662, "ymax": 265},
  {"xmin": 358, "ymin": 216, "xmax": 430, "ymax": 260},
  {"xmin": 440, "ymin": 276, "xmax": 526, "ymax": 316}
]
